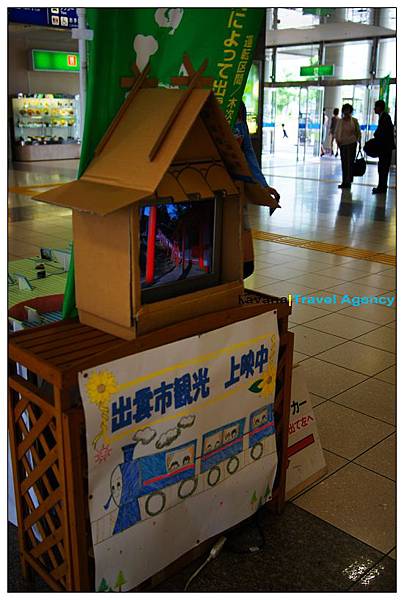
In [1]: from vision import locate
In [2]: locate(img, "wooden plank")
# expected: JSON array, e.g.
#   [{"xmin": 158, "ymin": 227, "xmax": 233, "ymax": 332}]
[
  {"xmin": 62, "ymin": 408, "xmax": 93, "ymax": 591},
  {"xmin": 17, "ymin": 412, "xmax": 53, "ymax": 461},
  {"xmin": 13, "ymin": 395, "xmax": 29, "ymax": 422},
  {"xmin": 20, "ymin": 473, "xmax": 62, "ymax": 570},
  {"xmin": 21, "ymin": 405, "xmax": 61, "ymax": 486},
  {"xmin": 25, "ymin": 328, "xmax": 115, "ymax": 355},
  {"xmin": 10, "ymin": 320, "xmax": 85, "ymax": 345},
  {"xmin": 8, "ymin": 363, "xmax": 34, "ymax": 580},
  {"xmin": 40, "ymin": 335, "xmax": 122, "ymax": 362},
  {"xmin": 23, "ymin": 488, "xmax": 63, "ymax": 530},
  {"xmin": 20, "ymin": 454, "xmax": 66, "ymax": 569},
  {"xmin": 24, "ymin": 553, "xmax": 65, "ymax": 592},
  {"xmin": 10, "ymin": 375, "xmax": 56, "ymax": 417},
  {"xmin": 50, "ymin": 561, "xmax": 68, "ymax": 583},
  {"xmin": 54, "ymin": 340, "xmax": 126, "ymax": 368},
  {"xmin": 30, "ymin": 527, "xmax": 65, "ymax": 559},
  {"xmin": 8, "ymin": 346, "xmax": 64, "ymax": 388},
  {"xmin": 20, "ymin": 446, "xmax": 59, "ymax": 495},
  {"xmin": 53, "ymin": 387, "xmax": 75, "ymax": 591}
]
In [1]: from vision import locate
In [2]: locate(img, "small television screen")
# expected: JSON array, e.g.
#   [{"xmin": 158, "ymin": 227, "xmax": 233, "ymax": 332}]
[{"xmin": 140, "ymin": 198, "xmax": 222, "ymax": 303}]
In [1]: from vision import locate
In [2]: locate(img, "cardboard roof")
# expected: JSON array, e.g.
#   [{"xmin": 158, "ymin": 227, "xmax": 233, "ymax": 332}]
[{"xmin": 35, "ymin": 87, "xmax": 254, "ymax": 216}]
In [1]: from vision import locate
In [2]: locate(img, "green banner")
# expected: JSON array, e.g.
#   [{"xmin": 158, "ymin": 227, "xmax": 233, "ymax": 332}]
[
  {"xmin": 63, "ymin": 7, "xmax": 264, "ymax": 319},
  {"xmin": 379, "ymin": 74, "xmax": 390, "ymax": 109}
]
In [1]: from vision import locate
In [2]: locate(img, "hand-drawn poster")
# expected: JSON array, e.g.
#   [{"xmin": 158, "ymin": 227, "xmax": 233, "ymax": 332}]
[{"xmin": 78, "ymin": 311, "xmax": 279, "ymax": 591}]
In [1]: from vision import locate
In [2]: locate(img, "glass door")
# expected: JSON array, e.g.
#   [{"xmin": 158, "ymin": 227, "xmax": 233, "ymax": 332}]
[
  {"xmin": 297, "ymin": 86, "xmax": 324, "ymax": 161},
  {"xmin": 262, "ymin": 87, "xmax": 276, "ymax": 157},
  {"xmin": 263, "ymin": 86, "xmax": 300, "ymax": 163}
]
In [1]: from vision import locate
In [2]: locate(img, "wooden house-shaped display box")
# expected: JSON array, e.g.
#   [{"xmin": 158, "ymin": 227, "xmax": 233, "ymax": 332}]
[{"xmin": 36, "ymin": 64, "xmax": 263, "ymax": 340}]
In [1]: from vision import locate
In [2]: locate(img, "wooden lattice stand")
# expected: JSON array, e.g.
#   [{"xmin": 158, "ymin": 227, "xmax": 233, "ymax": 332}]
[{"xmin": 8, "ymin": 294, "xmax": 293, "ymax": 592}]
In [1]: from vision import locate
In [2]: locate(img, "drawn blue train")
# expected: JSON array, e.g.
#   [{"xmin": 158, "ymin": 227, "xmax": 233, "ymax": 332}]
[{"xmin": 95, "ymin": 404, "xmax": 275, "ymax": 543}]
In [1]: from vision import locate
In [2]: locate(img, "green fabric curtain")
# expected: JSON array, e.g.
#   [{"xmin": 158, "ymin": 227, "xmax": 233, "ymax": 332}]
[{"xmin": 62, "ymin": 7, "xmax": 264, "ymax": 319}]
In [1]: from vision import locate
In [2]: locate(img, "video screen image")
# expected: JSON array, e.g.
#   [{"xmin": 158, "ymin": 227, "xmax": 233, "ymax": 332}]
[{"xmin": 140, "ymin": 200, "xmax": 215, "ymax": 289}]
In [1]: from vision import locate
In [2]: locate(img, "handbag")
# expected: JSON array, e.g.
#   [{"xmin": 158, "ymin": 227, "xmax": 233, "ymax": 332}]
[
  {"xmin": 363, "ymin": 138, "xmax": 380, "ymax": 158},
  {"xmin": 353, "ymin": 147, "xmax": 366, "ymax": 177}
]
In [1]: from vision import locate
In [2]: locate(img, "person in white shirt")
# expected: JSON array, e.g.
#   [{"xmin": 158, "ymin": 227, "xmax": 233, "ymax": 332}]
[{"xmin": 334, "ymin": 103, "xmax": 361, "ymax": 189}]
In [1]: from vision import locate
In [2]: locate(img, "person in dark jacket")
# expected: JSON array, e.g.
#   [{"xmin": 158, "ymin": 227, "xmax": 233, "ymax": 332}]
[{"xmin": 373, "ymin": 99, "xmax": 395, "ymax": 194}]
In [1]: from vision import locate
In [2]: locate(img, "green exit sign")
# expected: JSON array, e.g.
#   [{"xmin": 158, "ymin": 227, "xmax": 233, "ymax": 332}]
[
  {"xmin": 300, "ymin": 64, "xmax": 335, "ymax": 77},
  {"xmin": 32, "ymin": 49, "xmax": 80, "ymax": 72}
]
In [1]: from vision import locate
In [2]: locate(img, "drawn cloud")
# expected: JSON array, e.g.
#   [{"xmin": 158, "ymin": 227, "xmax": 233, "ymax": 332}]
[
  {"xmin": 154, "ymin": 8, "xmax": 184, "ymax": 35},
  {"xmin": 133, "ymin": 34, "xmax": 158, "ymax": 73},
  {"xmin": 178, "ymin": 415, "xmax": 196, "ymax": 429},
  {"xmin": 133, "ymin": 427, "xmax": 156, "ymax": 445},
  {"xmin": 156, "ymin": 427, "xmax": 181, "ymax": 450}
]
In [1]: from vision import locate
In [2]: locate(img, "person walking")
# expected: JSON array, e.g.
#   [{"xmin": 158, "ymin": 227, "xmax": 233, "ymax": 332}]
[
  {"xmin": 372, "ymin": 99, "xmax": 395, "ymax": 194},
  {"xmin": 281, "ymin": 123, "xmax": 288, "ymax": 138},
  {"xmin": 334, "ymin": 103, "xmax": 361, "ymax": 189},
  {"xmin": 329, "ymin": 108, "xmax": 340, "ymax": 156}
]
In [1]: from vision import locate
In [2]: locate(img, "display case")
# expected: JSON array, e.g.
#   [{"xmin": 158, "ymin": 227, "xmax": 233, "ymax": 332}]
[{"xmin": 11, "ymin": 94, "xmax": 81, "ymax": 161}]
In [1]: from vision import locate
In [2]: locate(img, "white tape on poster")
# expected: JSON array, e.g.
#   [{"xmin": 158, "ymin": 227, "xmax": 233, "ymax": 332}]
[{"xmin": 78, "ymin": 311, "xmax": 279, "ymax": 592}]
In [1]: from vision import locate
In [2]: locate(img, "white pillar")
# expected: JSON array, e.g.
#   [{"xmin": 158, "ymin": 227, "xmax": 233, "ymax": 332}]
[
  {"xmin": 323, "ymin": 8, "xmax": 347, "ymax": 114},
  {"xmin": 77, "ymin": 8, "xmax": 87, "ymax": 140}
]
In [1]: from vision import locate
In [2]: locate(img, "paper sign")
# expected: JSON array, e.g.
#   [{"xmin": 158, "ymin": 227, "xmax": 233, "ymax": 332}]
[
  {"xmin": 79, "ymin": 311, "xmax": 279, "ymax": 591},
  {"xmin": 286, "ymin": 364, "xmax": 327, "ymax": 500}
]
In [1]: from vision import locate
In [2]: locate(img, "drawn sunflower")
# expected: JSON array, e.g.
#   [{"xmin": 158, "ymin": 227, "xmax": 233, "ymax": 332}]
[
  {"xmin": 261, "ymin": 363, "xmax": 276, "ymax": 398},
  {"xmin": 86, "ymin": 371, "xmax": 118, "ymax": 406},
  {"xmin": 86, "ymin": 371, "xmax": 118, "ymax": 449}
]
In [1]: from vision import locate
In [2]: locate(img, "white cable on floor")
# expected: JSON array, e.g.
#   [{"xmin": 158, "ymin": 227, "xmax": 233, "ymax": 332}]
[{"xmin": 184, "ymin": 536, "xmax": 227, "ymax": 591}]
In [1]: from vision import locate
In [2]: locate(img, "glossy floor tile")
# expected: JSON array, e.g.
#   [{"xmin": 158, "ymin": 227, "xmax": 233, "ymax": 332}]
[
  {"xmin": 331, "ymin": 378, "xmax": 395, "ymax": 426},
  {"xmin": 313, "ymin": 401, "xmax": 394, "ymax": 460},
  {"xmin": 288, "ymin": 303, "xmax": 329, "ymax": 325},
  {"xmin": 316, "ymin": 341, "xmax": 396, "ymax": 376},
  {"xmin": 299, "ymin": 358, "xmax": 367, "ymax": 399},
  {"xmin": 354, "ymin": 434, "xmax": 396, "ymax": 481},
  {"xmin": 294, "ymin": 463, "xmax": 396, "ymax": 553},
  {"xmin": 301, "ymin": 312, "xmax": 379, "ymax": 339},
  {"xmin": 349, "ymin": 556, "xmax": 396, "ymax": 592},
  {"xmin": 355, "ymin": 326, "xmax": 396, "ymax": 353},
  {"xmin": 354, "ymin": 273, "xmax": 396, "ymax": 290},
  {"xmin": 290, "ymin": 325, "xmax": 346, "ymax": 356},
  {"xmin": 325, "ymin": 281, "xmax": 390, "ymax": 297},
  {"xmin": 338, "ymin": 303, "xmax": 396, "ymax": 324},
  {"xmin": 374, "ymin": 366, "xmax": 396, "ymax": 384}
]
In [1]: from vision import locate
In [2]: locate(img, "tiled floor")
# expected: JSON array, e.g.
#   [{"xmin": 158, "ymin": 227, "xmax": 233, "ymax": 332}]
[{"xmin": 7, "ymin": 157, "xmax": 396, "ymax": 591}]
